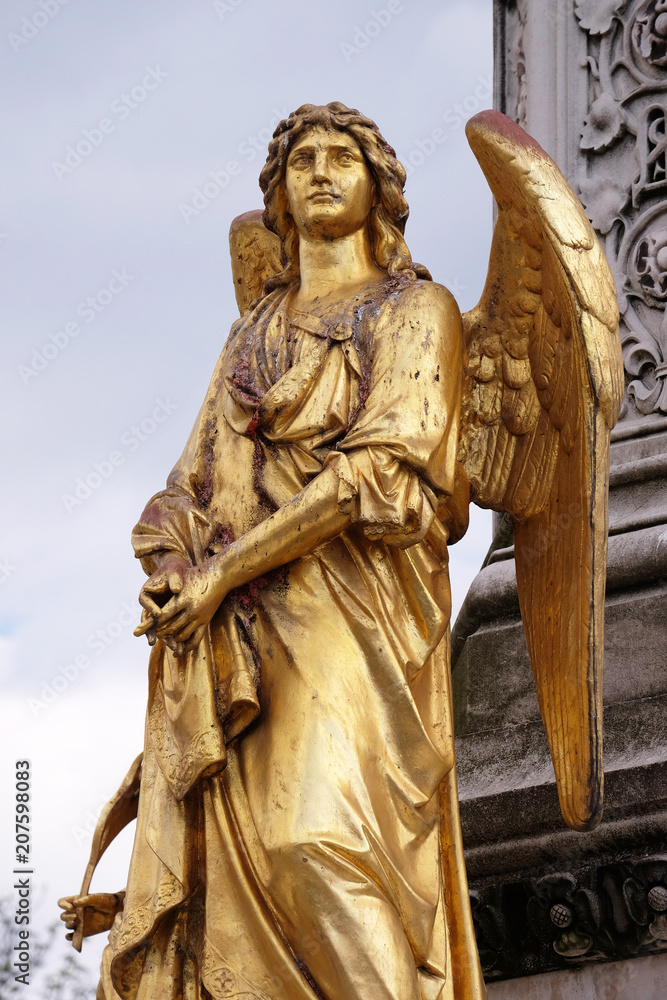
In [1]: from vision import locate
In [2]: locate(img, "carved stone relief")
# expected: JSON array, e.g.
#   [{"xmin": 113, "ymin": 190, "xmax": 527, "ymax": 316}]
[
  {"xmin": 496, "ymin": 0, "xmax": 667, "ymax": 423},
  {"xmin": 508, "ymin": 0, "xmax": 529, "ymax": 128},
  {"xmin": 575, "ymin": 0, "xmax": 667, "ymax": 420},
  {"xmin": 471, "ymin": 855, "xmax": 667, "ymax": 981}
]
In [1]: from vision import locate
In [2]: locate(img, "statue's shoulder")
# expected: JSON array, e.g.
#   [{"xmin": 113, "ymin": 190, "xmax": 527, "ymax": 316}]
[
  {"xmin": 223, "ymin": 285, "xmax": 288, "ymax": 349},
  {"xmin": 380, "ymin": 275, "xmax": 461, "ymax": 328}
]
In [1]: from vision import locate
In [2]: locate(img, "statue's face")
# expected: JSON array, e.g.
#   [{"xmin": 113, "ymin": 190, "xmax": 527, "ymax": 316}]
[{"xmin": 285, "ymin": 126, "xmax": 376, "ymax": 241}]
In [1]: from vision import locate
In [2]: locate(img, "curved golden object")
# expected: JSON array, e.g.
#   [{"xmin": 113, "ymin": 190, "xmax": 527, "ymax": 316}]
[
  {"xmin": 64, "ymin": 754, "xmax": 142, "ymax": 951},
  {"xmin": 459, "ymin": 110, "xmax": 624, "ymax": 831},
  {"xmin": 229, "ymin": 209, "xmax": 282, "ymax": 314}
]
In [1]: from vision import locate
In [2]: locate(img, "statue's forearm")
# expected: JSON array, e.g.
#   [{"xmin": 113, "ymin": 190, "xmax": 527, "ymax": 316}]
[{"xmin": 209, "ymin": 465, "xmax": 349, "ymax": 599}]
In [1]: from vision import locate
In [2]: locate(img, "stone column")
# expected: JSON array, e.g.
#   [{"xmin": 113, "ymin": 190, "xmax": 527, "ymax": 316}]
[{"xmin": 453, "ymin": 0, "xmax": 667, "ymax": 993}]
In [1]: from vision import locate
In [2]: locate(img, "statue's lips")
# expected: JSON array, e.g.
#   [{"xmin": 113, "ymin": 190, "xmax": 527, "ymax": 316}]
[{"xmin": 308, "ymin": 191, "xmax": 341, "ymax": 203}]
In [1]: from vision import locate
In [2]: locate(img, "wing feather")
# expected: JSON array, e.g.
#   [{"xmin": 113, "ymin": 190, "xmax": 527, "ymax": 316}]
[
  {"xmin": 459, "ymin": 110, "xmax": 623, "ymax": 831},
  {"xmin": 228, "ymin": 209, "xmax": 282, "ymax": 315}
]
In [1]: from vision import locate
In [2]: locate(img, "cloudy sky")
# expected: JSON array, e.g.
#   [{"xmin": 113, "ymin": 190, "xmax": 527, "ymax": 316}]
[{"xmin": 0, "ymin": 0, "xmax": 493, "ymax": 986}]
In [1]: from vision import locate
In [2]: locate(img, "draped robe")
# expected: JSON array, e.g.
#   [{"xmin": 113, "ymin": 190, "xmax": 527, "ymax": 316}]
[{"xmin": 97, "ymin": 274, "xmax": 486, "ymax": 1000}]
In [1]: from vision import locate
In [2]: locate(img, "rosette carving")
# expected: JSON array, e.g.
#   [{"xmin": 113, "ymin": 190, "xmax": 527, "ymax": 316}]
[{"xmin": 470, "ymin": 855, "xmax": 667, "ymax": 982}]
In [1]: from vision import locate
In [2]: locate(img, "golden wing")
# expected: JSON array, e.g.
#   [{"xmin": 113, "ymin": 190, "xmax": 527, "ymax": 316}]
[
  {"xmin": 229, "ymin": 209, "xmax": 282, "ymax": 314},
  {"xmin": 459, "ymin": 110, "xmax": 624, "ymax": 832}
]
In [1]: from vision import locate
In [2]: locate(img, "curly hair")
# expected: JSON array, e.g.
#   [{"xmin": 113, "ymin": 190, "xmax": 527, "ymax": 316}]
[{"xmin": 258, "ymin": 102, "xmax": 431, "ymax": 292}]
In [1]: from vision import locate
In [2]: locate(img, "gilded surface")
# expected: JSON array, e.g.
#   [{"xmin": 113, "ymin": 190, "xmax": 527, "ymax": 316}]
[{"xmin": 59, "ymin": 104, "xmax": 622, "ymax": 1000}]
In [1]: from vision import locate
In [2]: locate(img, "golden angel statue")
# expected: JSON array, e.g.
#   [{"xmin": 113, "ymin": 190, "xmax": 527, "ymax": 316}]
[{"xmin": 59, "ymin": 103, "xmax": 623, "ymax": 1000}]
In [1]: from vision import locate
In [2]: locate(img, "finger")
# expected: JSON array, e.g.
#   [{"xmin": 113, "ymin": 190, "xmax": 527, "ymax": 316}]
[
  {"xmin": 154, "ymin": 607, "xmax": 189, "ymax": 636},
  {"xmin": 168, "ymin": 571, "xmax": 183, "ymax": 594},
  {"xmin": 183, "ymin": 625, "xmax": 207, "ymax": 654},
  {"xmin": 57, "ymin": 896, "xmax": 75, "ymax": 910},
  {"xmin": 134, "ymin": 616, "xmax": 155, "ymax": 638},
  {"xmin": 150, "ymin": 593, "xmax": 186, "ymax": 626},
  {"xmin": 173, "ymin": 618, "xmax": 200, "ymax": 642},
  {"xmin": 162, "ymin": 636, "xmax": 185, "ymax": 657},
  {"xmin": 138, "ymin": 592, "xmax": 163, "ymax": 617},
  {"xmin": 66, "ymin": 932, "xmax": 73, "ymax": 941},
  {"xmin": 143, "ymin": 573, "xmax": 171, "ymax": 594},
  {"xmin": 135, "ymin": 609, "xmax": 158, "ymax": 644}
]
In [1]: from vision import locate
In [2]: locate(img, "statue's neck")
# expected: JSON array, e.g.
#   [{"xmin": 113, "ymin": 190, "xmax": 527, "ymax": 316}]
[{"xmin": 294, "ymin": 227, "xmax": 384, "ymax": 308}]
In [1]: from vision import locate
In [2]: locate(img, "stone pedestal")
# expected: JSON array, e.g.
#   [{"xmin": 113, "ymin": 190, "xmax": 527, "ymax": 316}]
[
  {"xmin": 487, "ymin": 952, "xmax": 667, "ymax": 999},
  {"xmin": 454, "ymin": 1, "xmax": 667, "ymax": 993}
]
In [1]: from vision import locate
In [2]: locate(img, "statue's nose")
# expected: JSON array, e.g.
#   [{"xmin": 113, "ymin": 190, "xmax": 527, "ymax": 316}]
[{"xmin": 311, "ymin": 154, "xmax": 331, "ymax": 184}]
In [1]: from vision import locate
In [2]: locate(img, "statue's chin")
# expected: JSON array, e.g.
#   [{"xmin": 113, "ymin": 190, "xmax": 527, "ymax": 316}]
[{"xmin": 291, "ymin": 195, "xmax": 371, "ymax": 239}]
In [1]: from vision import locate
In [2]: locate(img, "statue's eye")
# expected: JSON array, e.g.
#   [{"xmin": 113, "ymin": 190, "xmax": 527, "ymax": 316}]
[
  {"xmin": 290, "ymin": 153, "xmax": 311, "ymax": 168},
  {"xmin": 338, "ymin": 152, "xmax": 354, "ymax": 164}
]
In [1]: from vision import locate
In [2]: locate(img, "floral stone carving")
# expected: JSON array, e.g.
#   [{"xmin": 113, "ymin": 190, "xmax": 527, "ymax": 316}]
[
  {"xmin": 576, "ymin": 0, "xmax": 667, "ymax": 418},
  {"xmin": 471, "ymin": 855, "xmax": 667, "ymax": 981}
]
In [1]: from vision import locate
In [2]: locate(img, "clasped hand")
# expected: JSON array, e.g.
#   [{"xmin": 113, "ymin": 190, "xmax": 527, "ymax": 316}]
[{"xmin": 133, "ymin": 554, "xmax": 224, "ymax": 655}]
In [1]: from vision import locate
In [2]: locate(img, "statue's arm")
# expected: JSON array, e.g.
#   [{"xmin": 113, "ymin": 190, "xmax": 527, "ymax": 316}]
[
  {"xmin": 336, "ymin": 280, "xmax": 462, "ymax": 496},
  {"xmin": 211, "ymin": 463, "xmax": 348, "ymax": 588},
  {"xmin": 137, "ymin": 464, "xmax": 348, "ymax": 649}
]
